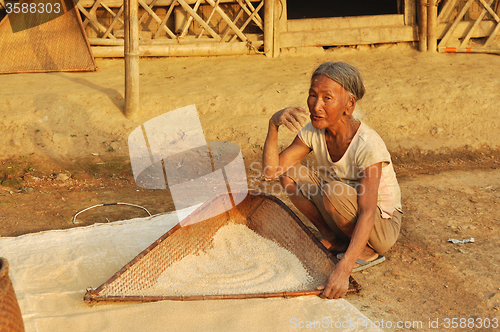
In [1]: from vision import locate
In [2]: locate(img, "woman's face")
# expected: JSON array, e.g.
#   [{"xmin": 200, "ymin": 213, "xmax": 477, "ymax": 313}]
[{"xmin": 307, "ymin": 75, "xmax": 354, "ymax": 130}]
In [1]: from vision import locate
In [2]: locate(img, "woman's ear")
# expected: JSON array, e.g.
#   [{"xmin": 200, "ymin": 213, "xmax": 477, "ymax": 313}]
[{"xmin": 344, "ymin": 95, "xmax": 357, "ymax": 116}]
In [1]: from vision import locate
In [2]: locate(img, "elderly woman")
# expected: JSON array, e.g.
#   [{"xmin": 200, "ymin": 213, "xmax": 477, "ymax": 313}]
[{"xmin": 262, "ymin": 62, "xmax": 402, "ymax": 299}]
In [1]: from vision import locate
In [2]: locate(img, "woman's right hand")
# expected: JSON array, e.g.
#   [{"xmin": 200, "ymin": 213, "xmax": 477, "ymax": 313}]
[{"xmin": 270, "ymin": 107, "xmax": 309, "ymax": 132}]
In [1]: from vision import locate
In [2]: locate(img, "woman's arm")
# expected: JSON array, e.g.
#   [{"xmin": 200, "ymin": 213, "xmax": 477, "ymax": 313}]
[
  {"xmin": 320, "ymin": 162, "xmax": 382, "ymax": 299},
  {"xmin": 262, "ymin": 107, "xmax": 310, "ymax": 179}
]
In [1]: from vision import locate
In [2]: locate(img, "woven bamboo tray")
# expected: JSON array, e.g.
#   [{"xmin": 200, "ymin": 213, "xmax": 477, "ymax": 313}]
[
  {"xmin": 84, "ymin": 192, "xmax": 360, "ymax": 303},
  {"xmin": 0, "ymin": 0, "xmax": 97, "ymax": 74}
]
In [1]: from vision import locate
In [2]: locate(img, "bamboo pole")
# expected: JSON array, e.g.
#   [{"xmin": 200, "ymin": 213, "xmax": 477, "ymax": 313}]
[
  {"xmin": 197, "ymin": 0, "xmax": 220, "ymax": 38},
  {"xmin": 438, "ymin": 46, "xmax": 500, "ymax": 53},
  {"xmin": 154, "ymin": 0, "xmax": 177, "ymax": 39},
  {"xmin": 180, "ymin": 0, "xmax": 202, "ymax": 38},
  {"xmin": 89, "ymin": 37, "xmax": 222, "ymax": 45},
  {"xmin": 278, "ymin": 0, "xmax": 286, "ymax": 33},
  {"xmin": 478, "ymin": 0, "xmax": 500, "ymax": 20},
  {"xmin": 484, "ymin": 22, "xmax": 500, "ymax": 47},
  {"xmin": 264, "ymin": 0, "xmax": 274, "ymax": 57},
  {"xmin": 419, "ymin": 0, "xmax": 428, "ymax": 51},
  {"xmin": 82, "ymin": 0, "xmax": 102, "ymax": 31},
  {"xmin": 138, "ymin": 0, "xmax": 159, "ymax": 25},
  {"xmin": 124, "ymin": 0, "xmax": 140, "ymax": 119},
  {"xmin": 428, "ymin": 0, "xmax": 437, "ymax": 52},
  {"xmin": 220, "ymin": 7, "xmax": 245, "ymax": 41},
  {"xmin": 272, "ymin": 0, "xmax": 280, "ymax": 57},
  {"xmin": 80, "ymin": 0, "xmax": 240, "ymax": 7},
  {"xmin": 91, "ymin": 41, "xmax": 263, "ymax": 57},
  {"xmin": 438, "ymin": 0, "xmax": 460, "ymax": 23}
]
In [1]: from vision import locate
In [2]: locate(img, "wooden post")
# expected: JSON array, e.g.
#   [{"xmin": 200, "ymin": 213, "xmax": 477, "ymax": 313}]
[
  {"xmin": 419, "ymin": 0, "xmax": 428, "ymax": 51},
  {"xmin": 264, "ymin": 0, "xmax": 274, "ymax": 57},
  {"xmin": 279, "ymin": 0, "xmax": 287, "ymax": 33},
  {"xmin": 428, "ymin": 0, "xmax": 437, "ymax": 52},
  {"xmin": 124, "ymin": 0, "xmax": 140, "ymax": 119},
  {"xmin": 272, "ymin": 0, "xmax": 280, "ymax": 57}
]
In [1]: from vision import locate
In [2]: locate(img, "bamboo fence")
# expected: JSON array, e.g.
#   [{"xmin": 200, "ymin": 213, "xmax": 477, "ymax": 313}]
[{"xmin": 78, "ymin": 0, "xmax": 268, "ymax": 57}]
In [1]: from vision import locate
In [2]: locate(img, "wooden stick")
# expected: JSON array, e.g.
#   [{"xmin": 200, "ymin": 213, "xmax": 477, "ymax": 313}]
[
  {"xmin": 154, "ymin": 0, "xmax": 177, "ymax": 39},
  {"xmin": 81, "ymin": 0, "xmax": 245, "ymax": 7},
  {"xmin": 82, "ymin": 0, "xmax": 102, "ymax": 29},
  {"xmin": 138, "ymin": 0, "xmax": 160, "ymax": 25},
  {"xmin": 438, "ymin": 0, "xmax": 475, "ymax": 48},
  {"xmin": 272, "ymin": 0, "xmax": 279, "ymax": 57},
  {"xmin": 177, "ymin": 0, "xmax": 221, "ymax": 40},
  {"xmin": 90, "ymin": 38, "xmax": 127, "ymax": 45},
  {"xmin": 229, "ymin": 0, "xmax": 264, "ymax": 42},
  {"xmin": 244, "ymin": 0, "xmax": 263, "ymax": 26},
  {"xmin": 478, "ymin": 0, "xmax": 500, "ymax": 21},
  {"xmin": 419, "ymin": 0, "xmax": 428, "ymax": 51},
  {"xmin": 479, "ymin": 0, "xmax": 500, "ymax": 47},
  {"xmin": 91, "ymin": 41, "xmax": 262, "ymax": 57},
  {"xmin": 180, "ymin": 0, "xmax": 202, "ymax": 38},
  {"xmin": 102, "ymin": 2, "xmax": 124, "ymax": 24},
  {"xmin": 78, "ymin": 3, "xmax": 113, "ymax": 37},
  {"xmin": 102, "ymin": 4, "xmax": 124, "ymax": 39},
  {"xmin": 278, "ymin": 0, "xmax": 286, "ymax": 33},
  {"xmin": 124, "ymin": 0, "xmax": 140, "ymax": 119},
  {"xmin": 428, "ymin": 0, "xmax": 437, "ymax": 52},
  {"xmin": 138, "ymin": 0, "xmax": 177, "ymax": 39},
  {"xmin": 264, "ymin": 0, "xmax": 274, "ymax": 57},
  {"xmin": 89, "ymin": 37, "xmax": 220, "ymax": 45},
  {"xmin": 220, "ymin": 7, "xmax": 245, "ymax": 42},
  {"xmin": 205, "ymin": 0, "xmax": 248, "ymax": 42},
  {"xmin": 477, "ymin": 0, "xmax": 500, "ymax": 47},
  {"xmin": 197, "ymin": 0, "xmax": 220, "ymax": 38},
  {"xmin": 460, "ymin": 0, "xmax": 495, "ymax": 47},
  {"xmin": 484, "ymin": 21, "xmax": 500, "ymax": 47},
  {"xmin": 235, "ymin": 0, "xmax": 263, "ymax": 29},
  {"xmin": 438, "ymin": 0, "xmax": 460, "ymax": 23},
  {"xmin": 439, "ymin": 46, "xmax": 500, "ymax": 53}
]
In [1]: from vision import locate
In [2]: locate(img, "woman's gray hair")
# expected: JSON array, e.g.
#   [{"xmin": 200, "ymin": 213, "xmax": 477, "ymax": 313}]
[{"xmin": 312, "ymin": 62, "xmax": 366, "ymax": 100}]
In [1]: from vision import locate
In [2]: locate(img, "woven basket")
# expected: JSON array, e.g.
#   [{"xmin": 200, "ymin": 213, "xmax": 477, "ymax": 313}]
[
  {"xmin": 0, "ymin": 258, "xmax": 25, "ymax": 332},
  {"xmin": 84, "ymin": 192, "xmax": 360, "ymax": 303}
]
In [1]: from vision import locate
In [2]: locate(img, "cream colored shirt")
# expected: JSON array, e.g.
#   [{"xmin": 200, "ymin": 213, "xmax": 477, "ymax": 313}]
[{"xmin": 298, "ymin": 122, "xmax": 402, "ymax": 218}]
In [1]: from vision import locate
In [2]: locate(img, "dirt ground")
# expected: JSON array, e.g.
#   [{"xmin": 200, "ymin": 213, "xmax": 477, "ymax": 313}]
[{"xmin": 1, "ymin": 43, "xmax": 500, "ymax": 330}]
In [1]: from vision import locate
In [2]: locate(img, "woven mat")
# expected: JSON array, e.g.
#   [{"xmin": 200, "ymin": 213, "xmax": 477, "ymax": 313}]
[
  {"xmin": 0, "ymin": 0, "xmax": 96, "ymax": 74},
  {"xmin": 0, "ymin": 208, "xmax": 381, "ymax": 332}
]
